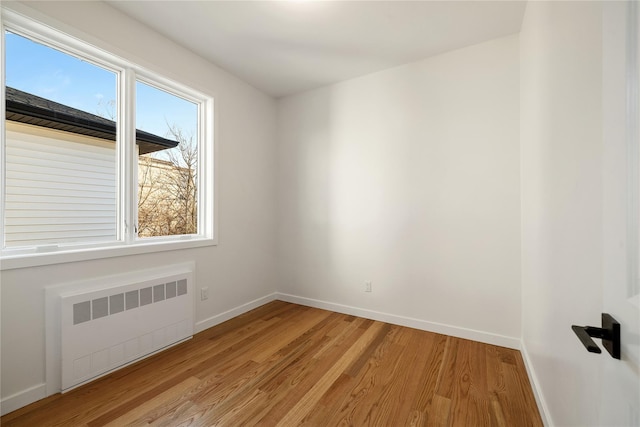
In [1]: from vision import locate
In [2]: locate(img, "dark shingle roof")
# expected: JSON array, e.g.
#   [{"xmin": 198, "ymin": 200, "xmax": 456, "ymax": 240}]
[{"xmin": 6, "ymin": 87, "xmax": 179, "ymax": 155}]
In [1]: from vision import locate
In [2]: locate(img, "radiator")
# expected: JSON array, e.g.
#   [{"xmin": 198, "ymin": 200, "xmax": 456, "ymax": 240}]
[{"xmin": 58, "ymin": 266, "xmax": 194, "ymax": 391}]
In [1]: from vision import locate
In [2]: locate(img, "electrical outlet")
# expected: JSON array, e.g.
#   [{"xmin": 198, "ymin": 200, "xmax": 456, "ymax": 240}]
[
  {"xmin": 201, "ymin": 287, "xmax": 209, "ymax": 301},
  {"xmin": 365, "ymin": 282, "xmax": 372, "ymax": 292}
]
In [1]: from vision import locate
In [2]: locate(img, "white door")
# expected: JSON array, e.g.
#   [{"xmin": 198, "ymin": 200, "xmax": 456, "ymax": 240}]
[{"xmin": 601, "ymin": 2, "xmax": 640, "ymax": 425}]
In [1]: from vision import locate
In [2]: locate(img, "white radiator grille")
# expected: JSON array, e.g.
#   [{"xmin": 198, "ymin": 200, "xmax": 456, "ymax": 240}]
[{"xmin": 59, "ymin": 267, "xmax": 193, "ymax": 391}]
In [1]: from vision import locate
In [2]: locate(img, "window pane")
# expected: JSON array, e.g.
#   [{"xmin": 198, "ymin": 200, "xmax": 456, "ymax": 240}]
[
  {"xmin": 136, "ymin": 81, "xmax": 198, "ymax": 238},
  {"xmin": 4, "ymin": 31, "xmax": 118, "ymax": 248}
]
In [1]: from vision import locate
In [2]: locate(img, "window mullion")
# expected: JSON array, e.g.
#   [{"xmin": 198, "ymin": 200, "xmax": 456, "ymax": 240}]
[{"xmin": 121, "ymin": 68, "xmax": 137, "ymax": 244}]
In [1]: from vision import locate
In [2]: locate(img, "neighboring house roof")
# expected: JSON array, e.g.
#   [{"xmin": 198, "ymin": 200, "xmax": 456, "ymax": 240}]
[{"xmin": 5, "ymin": 87, "xmax": 179, "ymax": 154}]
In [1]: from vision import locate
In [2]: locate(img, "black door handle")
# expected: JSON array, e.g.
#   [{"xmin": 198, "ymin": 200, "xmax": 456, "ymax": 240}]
[{"xmin": 571, "ymin": 313, "xmax": 621, "ymax": 360}]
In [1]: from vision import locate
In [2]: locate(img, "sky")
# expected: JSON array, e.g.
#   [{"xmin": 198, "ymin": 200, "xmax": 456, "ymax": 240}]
[{"xmin": 5, "ymin": 30, "xmax": 197, "ymax": 144}]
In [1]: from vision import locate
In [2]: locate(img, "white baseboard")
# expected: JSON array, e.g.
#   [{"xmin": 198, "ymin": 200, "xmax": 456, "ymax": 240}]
[
  {"xmin": 194, "ymin": 292, "xmax": 278, "ymax": 333},
  {"xmin": 276, "ymin": 292, "xmax": 521, "ymax": 349},
  {"xmin": 0, "ymin": 383, "xmax": 46, "ymax": 417},
  {"xmin": 520, "ymin": 341, "xmax": 552, "ymax": 426}
]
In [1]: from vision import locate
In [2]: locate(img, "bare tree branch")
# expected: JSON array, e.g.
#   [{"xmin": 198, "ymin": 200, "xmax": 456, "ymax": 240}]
[{"xmin": 137, "ymin": 123, "xmax": 197, "ymax": 237}]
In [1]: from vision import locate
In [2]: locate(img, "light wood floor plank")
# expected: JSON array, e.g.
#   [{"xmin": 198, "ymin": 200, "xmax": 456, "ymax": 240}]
[
  {"xmin": 101, "ymin": 376, "xmax": 200, "ymax": 427},
  {"xmin": 1, "ymin": 301, "xmax": 543, "ymax": 427},
  {"xmin": 275, "ymin": 320, "xmax": 387, "ymax": 426}
]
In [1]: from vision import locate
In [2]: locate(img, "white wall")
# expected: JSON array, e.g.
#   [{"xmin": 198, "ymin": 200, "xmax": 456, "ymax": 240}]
[
  {"xmin": 276, "ymin": 35, "xmax": 521, "ymax": 345},
  {"xmin": 0, "ymin": 0, "xmax": 278, "ymax": 408},
  {"xmin": 520, "ymin": 2, "xmax": 604, "ymax": 425}
]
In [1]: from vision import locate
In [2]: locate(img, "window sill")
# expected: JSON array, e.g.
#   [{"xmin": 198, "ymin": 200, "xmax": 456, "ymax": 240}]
[{"xmin": 0, "ymin": 237, "xmax": 217, "ymax": 271}]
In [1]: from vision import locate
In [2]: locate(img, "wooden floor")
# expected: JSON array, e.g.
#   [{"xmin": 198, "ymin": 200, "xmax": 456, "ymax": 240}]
[{"xmin": 2, "ymin": 301, "xmax": 542, "ymax": 426}]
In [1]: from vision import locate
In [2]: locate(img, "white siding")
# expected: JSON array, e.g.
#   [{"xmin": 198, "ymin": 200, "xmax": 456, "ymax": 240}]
[{"xmin": 4, "ymin": 122, "xmax": 117, "ymax": 248}]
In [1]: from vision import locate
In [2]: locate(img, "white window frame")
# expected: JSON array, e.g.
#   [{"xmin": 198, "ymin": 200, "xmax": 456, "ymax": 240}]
[{"xmin": 0, "ymin": 9, "xmax": 216, "ymax": 270}]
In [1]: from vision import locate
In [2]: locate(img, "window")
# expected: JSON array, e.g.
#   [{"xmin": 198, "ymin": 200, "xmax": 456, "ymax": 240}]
[
  {"xmin": 1, "ymin": 11, "xmax": 214, "ymax": 268},
  {"xmin": 4, "ymin": 31, "xmax": 119, "ymax": 248},
  {"xmin": 136, "ymin": 81, "xmax": 199, "ymax": 238}
]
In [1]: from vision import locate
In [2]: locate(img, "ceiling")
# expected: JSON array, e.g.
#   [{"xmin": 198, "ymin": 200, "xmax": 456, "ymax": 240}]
[{"xmin": 107, "ymin": 1, "xmax": 526, "ymax": 98}]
